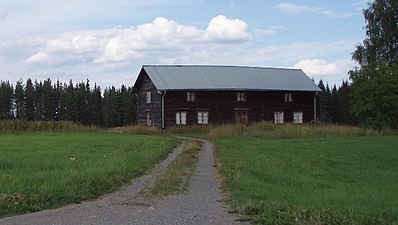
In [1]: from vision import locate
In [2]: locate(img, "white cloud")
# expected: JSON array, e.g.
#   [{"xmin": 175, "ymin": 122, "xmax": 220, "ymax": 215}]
[
  {"xmin": 276, "ymin": 3, "xmax": 352, "ymax": 18},
  {"xmin": 24, "ymin": 52, "xmax": 50, "ymax": 63},
  {"xmin": 205, "ymin": 15, "xmax": 250, "ymax": 42},
  {"xmin": 0, "ymin": 5, "xmax": 8, "ymax": 19},
  {"xmin": 293, "ymin": 58, "xmax": 355, "ymax": 83},
  {"xmin": 276, "ymin": 3, "xmax": 320, "ymax": 14},
  {"xmin": 294, "ymin": 59, "xmax": 339, "ymax": 75},
  {"xmin": 19, "ymin": 15, "xmax": 251, "ymax": 65},
  {"xmin": 254, "ymin": 26, "xmax": 285, "ymax": 38}
]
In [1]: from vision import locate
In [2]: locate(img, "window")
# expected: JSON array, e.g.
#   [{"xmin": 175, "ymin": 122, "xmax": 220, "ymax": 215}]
[
  {"xmin": 293, "ymin": 112, "xmax": 303, "ymax": 124},
  {"xmin": 146, "ymin": 112, "xmax": 152, "ymax": 126},
  {"xmin": 187, "ymin": 92, "xmax": 195, "ymax": 102},
  {"xmin": 197, "ymin": 111, "xmax": 209, "ymax": 124},
  {"xmin": 146, "ymin": 91, "xmax": 151, "ymax": 103},
  {"xmin": 284, "ymin": 93, "xmax": 293, "ymax": 102},
  {"xmin": 176, "ymin": 112, "xmax": 187, "ymax": 125},
  {"xmin": 274, "ymin": 111, "xmax": 284, "ymax": 124},
  {"xmin": 237, "ymin": 92, "xmax": 246, "ymax": 102}
]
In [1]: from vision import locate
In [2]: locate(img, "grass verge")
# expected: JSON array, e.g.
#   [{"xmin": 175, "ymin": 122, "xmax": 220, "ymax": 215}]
[
  {"xmin": 149, "ymin": 140, "xmax": 201, "ymax": 197},
  {"xmin": 0, "ymin": 132, "xmax": 175, "ymax": 217},
  {"xmin": 215, "ymin": 136, "xmax": 398, "ymax": 224}
]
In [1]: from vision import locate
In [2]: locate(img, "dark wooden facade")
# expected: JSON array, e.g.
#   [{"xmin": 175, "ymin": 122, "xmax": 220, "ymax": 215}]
[{"xmin": 135, "ymin": 72, "xmax": 317, "ymax": 129}]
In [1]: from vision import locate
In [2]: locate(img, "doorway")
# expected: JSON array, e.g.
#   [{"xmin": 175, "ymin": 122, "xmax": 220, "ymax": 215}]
[{"xmin": 235, "ymin": 110, "xmax": 248, "ymax": 125}]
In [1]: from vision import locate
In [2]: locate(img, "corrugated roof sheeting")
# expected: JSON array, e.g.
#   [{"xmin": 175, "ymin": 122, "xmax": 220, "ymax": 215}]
[{"xmin": 143, "ymin": 65, "xmax": 321, "ymax": 92}]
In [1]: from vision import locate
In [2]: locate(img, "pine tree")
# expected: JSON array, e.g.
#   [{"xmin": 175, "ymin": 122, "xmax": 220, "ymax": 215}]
[
  {"xmin": 25, "ymin": 79, "xmax": 35, "ymax": 121},
  {"xmin": 0, "ymin": 81, "xmax": 14, "ymax": 119},
  {"xmin": 14, "ymin": 80, "xmax": 25, "ymax": 119}
]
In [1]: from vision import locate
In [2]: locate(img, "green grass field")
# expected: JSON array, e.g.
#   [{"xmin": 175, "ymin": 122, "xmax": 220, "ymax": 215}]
[
  {"xmin": 0, "ymin": 132, "xmax": 175, "ymax": 217},
  {"xmin": 216, "ymin": 136, "xmax": 398, "ymax": 224}
]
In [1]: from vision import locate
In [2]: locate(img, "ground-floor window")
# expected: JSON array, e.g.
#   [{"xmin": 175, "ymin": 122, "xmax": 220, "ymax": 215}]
[
  {"xmin": 176, "ymin": 111, "xmax": 187, "ymax": 125},
  {"xmin": 197, "ymin": 111, "xmax": 208, "ymax": 124},
  {"xmin": 146, "ymin": 112, "xmax": 152, "ymax": 126},
  {"xmin": 293, "ymin": 111, "xmax": 303, "ymax": 123},
  {"xmin": 274, "ymin": 111, "xmax": 284, "ymax": 124}
]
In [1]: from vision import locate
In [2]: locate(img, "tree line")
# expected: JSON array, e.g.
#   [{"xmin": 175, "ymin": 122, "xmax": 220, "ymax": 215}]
[
  {"xmin": 0, "ymin": 79, "xmax": 136, "ymax": 128},
  {"xmin": 1, "ymin": 77, "xmax": 357, "ymax": 127}
]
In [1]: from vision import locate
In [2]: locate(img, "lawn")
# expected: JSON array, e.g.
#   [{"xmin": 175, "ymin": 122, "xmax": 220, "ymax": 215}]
[
  {"xmin": 0, "ymin": 132, "xmax": 175, "ymax": 217},
  {"xmin": 216, "ymin": 136, "xmax": 398, "ymax": 224}
]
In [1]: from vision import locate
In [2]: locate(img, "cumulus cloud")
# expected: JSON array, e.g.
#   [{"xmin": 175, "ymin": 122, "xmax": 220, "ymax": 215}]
[
  {"xmin": 293, "ymin": 58, "xmax": 355, "ymax": 84},
  {"xmin": 21, "ymin": 15, "xmax": 251, "ymax": 65},
  {"xmin": 276, "ymin": 3, "xmax": 352, "ymax": 18},
  {"xmin": 0, "ymin": 5, "xmax": 8, "ymax": 19},
  {"xmin": 205, "ymin": 15, "xmax": 250, "ymax": 42}
]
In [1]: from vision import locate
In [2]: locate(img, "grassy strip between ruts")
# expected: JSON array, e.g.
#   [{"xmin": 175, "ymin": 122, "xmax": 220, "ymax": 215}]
[
  {"xmin": 148, "ymin": 140, "xmax": 201, "ymax": 197},
  {"xmin": 0, "ymin": 132, "xmax": 175, "ymax": 218},
  {"xmin": 215, "ymin": 135, "xmax": 398, "ymax": 224}
]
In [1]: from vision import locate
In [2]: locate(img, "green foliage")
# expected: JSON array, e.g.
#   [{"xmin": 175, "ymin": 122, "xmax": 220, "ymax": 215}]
[
  {"xmin": 215, "ymin": 136, "xmax": 398, "ymax": 224},
  {"xmin": 350, "ymin": 63, "xmax": 398, "ymax": 129},
  {"xmin": 0, "ymin": 78, "xmax": 137, "ymax": 128},
  {"xmin": 0, "ymin": 81, "xmax": 13, "ymax": 119},
  {"xmin": 0, "ymin": 132, "xmax": 175, "ymax": 217},
  {"xmin": 317, "ymin": 80, "xmax": 356, "ymax": 125},
  {"xmin": 350, "ymin": 0, "xmax": 398, "ymax": 129}
]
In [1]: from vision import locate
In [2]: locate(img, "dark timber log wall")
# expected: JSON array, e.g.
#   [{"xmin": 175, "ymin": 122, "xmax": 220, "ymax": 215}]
[{"xmin": 163, "ymin": 91, "xmax": 315, "ymax": 128}]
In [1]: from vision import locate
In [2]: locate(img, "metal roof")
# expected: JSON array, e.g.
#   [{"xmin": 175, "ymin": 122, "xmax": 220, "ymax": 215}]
[{"xmin": 141, "ymin": 65, "xmax": 321, "ymax": 92}]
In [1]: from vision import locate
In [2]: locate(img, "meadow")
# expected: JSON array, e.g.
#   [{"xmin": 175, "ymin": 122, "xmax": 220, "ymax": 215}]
[
  {"xmin": 213, "ymin": 123, "xmax": 398, "ymax": 224},
  {"xmin": 0, "ymin": 132, "xmax": 175, "ymax": 217}
]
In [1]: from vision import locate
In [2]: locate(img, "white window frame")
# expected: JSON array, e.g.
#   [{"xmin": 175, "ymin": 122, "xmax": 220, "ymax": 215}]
[
  {"xmin": 146, "ymin": 91, "xmax": 151, "ymax": 104},
  {"xmin": 274, "ymin": 111, "xmax": 284, "ymax": 124},
  {"xmin": 284, "ymin": 93, "xmax": 293, "ymax": 102},
  {"xmin": 293, "ymin": 112, "xmax": 303, "ymax": 124},
  {"xmin": 146, "ymin": 112, "xmax": 152, "ymax": 126},
  {"xmin": 237, "ymin": 92, "xmax": 246, "ymax": 102},
  {"xmin": 197, "ymin": 111, "xmax": 209, "ymax": 124},
  {"xmin": 176, "ymin": 111, "xmax": 187, "ymax": 125},
  {"xmin": 187, "ymin": 92, "xmax": 195, "ymax": 102}
]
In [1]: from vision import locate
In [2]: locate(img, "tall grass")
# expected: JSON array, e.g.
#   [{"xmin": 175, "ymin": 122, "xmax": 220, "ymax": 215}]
[
  {"xmin": 107, "ymin": 125, "xmax": 160, "ymax": 135},
  {"xmin": 0, "ymin": 120, "xmax": 99, "ymax": 133},
  {"xmin": 208, "ymin": 121, "xmax": 386, "ymax": 140}
]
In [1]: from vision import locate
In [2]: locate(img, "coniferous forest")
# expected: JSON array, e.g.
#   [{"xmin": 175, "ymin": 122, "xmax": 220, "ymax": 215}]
[
  {"xmin": 0, "ymin": 78, "xmax": 136, "ymax": 127},
  {"xmin": 0, "ymin": 77, "xmax": 355, "ymax": 127}
]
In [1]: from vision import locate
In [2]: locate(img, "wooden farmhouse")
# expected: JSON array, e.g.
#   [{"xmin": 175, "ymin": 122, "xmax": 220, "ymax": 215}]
[{"xmin": 132, "ymin": 65, "xmax": 321, "ymax": 129}]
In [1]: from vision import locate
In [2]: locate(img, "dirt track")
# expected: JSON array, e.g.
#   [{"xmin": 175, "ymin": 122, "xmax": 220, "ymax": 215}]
[{"xmin": 0, "ymin": 138, "xmax": 245, "ymax": 225}]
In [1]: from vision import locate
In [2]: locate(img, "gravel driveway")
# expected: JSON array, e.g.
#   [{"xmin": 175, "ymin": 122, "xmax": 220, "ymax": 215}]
[{"xmin": 0, "ymin": 137, "xmax": 245, "ymax": 225}]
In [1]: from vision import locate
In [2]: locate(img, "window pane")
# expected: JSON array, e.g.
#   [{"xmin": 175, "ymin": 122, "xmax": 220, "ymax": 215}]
[
  {"xmin": 181, "ymin": 112, "xmax": 186, "ymax": 125},
  {"xmin": 176, "ymin": 112, "xmax": 180, "ymax": 124},
  {"xmin": 146, "ymin": 91, "xmax": 151, "ymax": 103},
  {"xmin": 203, "ymin": 112, "xmax": 208, "ymax": 124},
  {"xmin": 197, "ymin": 112, "xmax": 203, "ymax": 124}
]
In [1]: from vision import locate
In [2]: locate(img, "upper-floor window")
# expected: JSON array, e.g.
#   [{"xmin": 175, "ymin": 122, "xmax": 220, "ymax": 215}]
[
  {"xmin": 274, "ymin": 111, "xmax": 284, "ymax": 124},
  {"xmin": 176, "ymin": 111, "xmax": 187, "ymax": 125},
  {"xmin": 284, "ymin": 93, "xmax": 293, "ymax": 102},
  {"xmin": 187, "ymin": 92, "xmax": 195, "ymax": 102},
  {"xmin": 146, "ymin": 91, "xmax": 151, "ymax": 103},
  {"xmin": 293, "ymin": 112, "xmax": 303, "ymax": 124},
  {"xmin": 237, "ymin": 92, "xmax": 246, "ymax": 102}
]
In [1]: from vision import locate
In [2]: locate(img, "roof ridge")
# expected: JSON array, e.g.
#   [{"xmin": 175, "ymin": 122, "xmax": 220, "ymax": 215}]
[{"xmin": 143, "ymin": 64, "xmax": 302, "ymax": 71}]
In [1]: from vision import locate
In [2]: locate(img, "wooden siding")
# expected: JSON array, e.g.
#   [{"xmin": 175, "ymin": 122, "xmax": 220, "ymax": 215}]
[
  {"xmin": 163, "ymin": 91, "xmax": 316, "ymax": 128},
  {"xmin": 136, "ymin": 74, "xmax": 162, "ymax": 127}
]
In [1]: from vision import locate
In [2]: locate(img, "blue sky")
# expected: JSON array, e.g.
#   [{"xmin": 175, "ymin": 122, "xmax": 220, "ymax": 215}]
[{"xmin": 0, "ymin": 0, "xmax": 368, "ymax": 88}]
